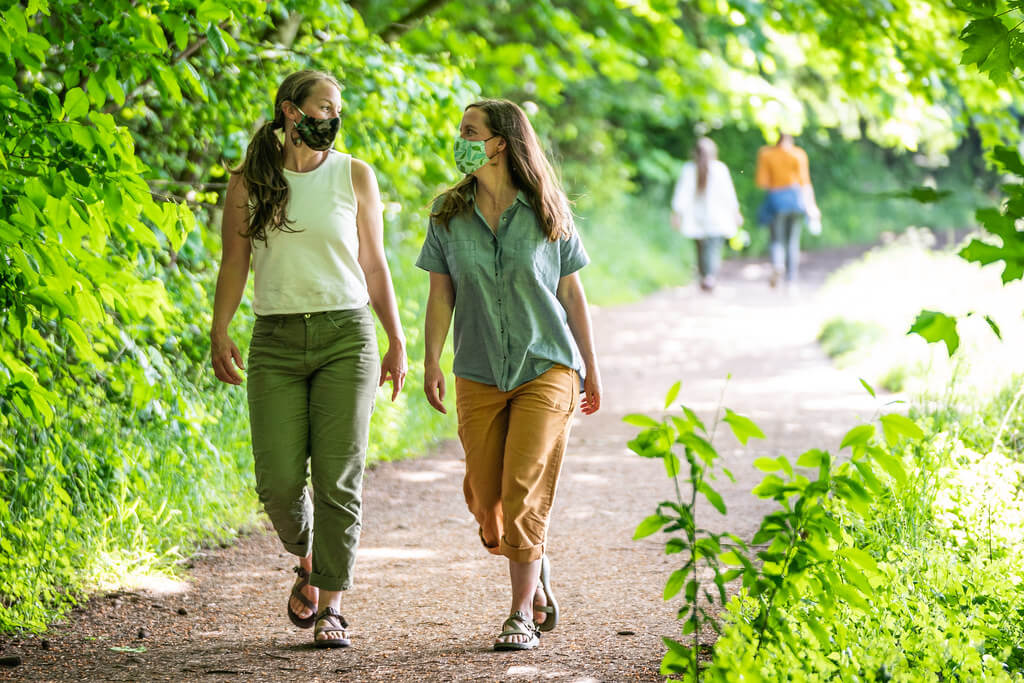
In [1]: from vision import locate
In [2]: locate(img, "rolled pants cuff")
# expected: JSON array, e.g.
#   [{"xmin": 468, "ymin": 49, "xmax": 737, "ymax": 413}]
[
  {"xmin": 310, "ymin": 572, "xmax": 351, "ymax": 592},
  {"xmin": 283, "ymin": 539, "xmax": 311, "ymax": 558},
  {"xmin": 499, "ymin": 537, "xmax": 544, "ymax": 563}
]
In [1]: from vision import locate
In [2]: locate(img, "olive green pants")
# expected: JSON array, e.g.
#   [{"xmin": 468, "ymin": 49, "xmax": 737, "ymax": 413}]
[{"xmin": 247, "ymin": 307, "xmax": 379, "ymax": 591}]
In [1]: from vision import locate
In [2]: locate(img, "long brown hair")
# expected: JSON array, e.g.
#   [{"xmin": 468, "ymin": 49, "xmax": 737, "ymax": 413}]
[
  {"xmin": 431, "ymin": 99, "xmax": 573, "ymax": 241},
  {"xmin": 231, "ymin": 70, "xmax": 341, "ymax": 243},
  {"xmin": 695, "ymin": 137, "xmax": 717, "ymax": 195}
]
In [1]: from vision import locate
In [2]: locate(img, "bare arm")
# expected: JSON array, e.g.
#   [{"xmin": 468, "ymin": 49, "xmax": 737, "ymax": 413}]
[
  {"xmin": 210, "ymin": 173, "xmax": 253, "ymax": 385},
  {"xmin": 423, "ymin": 272, "xmax": 455, "ymax": 414},
  {"xmin": 556, "ymin": 271, "xmax": 601, "ymax": 415},
  {"xmin": 353, "ymin": 158, "xmax": 407, "ymax": 400}
]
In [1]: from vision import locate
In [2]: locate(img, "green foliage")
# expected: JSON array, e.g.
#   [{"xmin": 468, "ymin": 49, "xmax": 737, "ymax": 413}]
[
  {"xmin": 908, "ymin": 310, "xmax": 961, "ymax": 356},
  {"xmin": 625, "ymin": 383, "xmax": 764, "ymax": 678},
  {"xmin": 818, "ymin": 318, "xmax": 887, "ymax": 361},
  {"xmin": 959, "ymin": 145, "xmax": 1024, "ymax": 285},
  {"xmin": 632, "ymin": 379, "xmax": 1024, "ymax": 680},
  {"xmin": 577, "ymin": 194, "xmax": 694, "ymax": 304}
]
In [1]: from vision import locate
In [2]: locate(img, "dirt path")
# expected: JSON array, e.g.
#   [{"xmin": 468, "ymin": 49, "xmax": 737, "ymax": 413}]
[{"xmin": 2, "ymin": 249, "xmax": 880, "ymax": 682}]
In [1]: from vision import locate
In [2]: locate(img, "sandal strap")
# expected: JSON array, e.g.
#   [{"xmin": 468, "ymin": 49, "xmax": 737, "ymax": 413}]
[
  {"xmin": 533, "ymin": 605, "xmax": 555, "ymax": 615},
  {"xmin": 290, "ymin": 567, "xmax": 316, "ymax": 611},
  {"xmin": 315, "ymin": 607, "xmax": 349, "ymax": 632},
  {"xmin": 500, "ymin": 611, "xmax": 539, "ymax": 638}
]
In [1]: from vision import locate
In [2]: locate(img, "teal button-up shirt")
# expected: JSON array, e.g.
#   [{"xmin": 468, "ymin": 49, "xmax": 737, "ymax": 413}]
[{"xmin": 416, "ymin": 191, "xmax": 589, "ymax": 392}]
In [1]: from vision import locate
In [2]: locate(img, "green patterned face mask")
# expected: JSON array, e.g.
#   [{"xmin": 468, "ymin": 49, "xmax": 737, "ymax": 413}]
[{"xmin": 454, "ymin": 135, "xmax": 496, "ymax": 175}]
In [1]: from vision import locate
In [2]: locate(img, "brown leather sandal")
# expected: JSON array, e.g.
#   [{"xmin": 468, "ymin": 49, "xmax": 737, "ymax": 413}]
[
  {"xmin": 313, "ymin": 606, "xmax": 351, "ymax": 649},
  {"xmin": 287, "ymin": 566, "xmax": 317, "ymax": 629}
]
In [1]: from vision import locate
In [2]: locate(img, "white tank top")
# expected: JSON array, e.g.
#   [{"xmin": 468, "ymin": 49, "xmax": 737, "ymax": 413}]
[{"xmin": 251, "ymin": 150, "xmax": 369, "ymax": 315}]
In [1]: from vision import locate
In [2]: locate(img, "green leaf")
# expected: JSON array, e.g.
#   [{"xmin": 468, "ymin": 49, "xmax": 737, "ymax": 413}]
[
  {"xmin": 109, "ymin": 646, "xmax": 147, "ymax": 653},
  {"xmin": 665, "ymin": 538, "xmax": 686, "ymax": 555},
  {"xmin": 908, "ymin": 309, "xmax": 960, "ymax": 356},
  {"xmin": 984, "ymin": 315, "xmax": 1002, "ymax": 340},
  {"xmin": 953, "ymin": 0, "xmax": 996, "ymax": 17},
  {"xmin": 151, "ymin": 63, "xmax": 183, "ymax": 103},
  {"xmin": 62, "ymin": 87, "xmax": 89, "ymax": 119},
  {"xmin": 753, "ymin": 457, "xmax": 784, "ymax": 472},
  {"xmin": 796, "ymin": 448, "xmax": 829, "ymax": 468},
  {"xmin": 859, "ymin": 378, "xmax": 876, "ymax": 398},
  {"xmin": 698, "ymin": 481, "xmax": 727, "ymax": 514},
  {"xmin": 993, "ymin": 145, "xmax": 1024, "ymax": 176},
  {"xmin": 961, "ymin": 18, "xmax": 1011, "ymax": 81},
  {"xmin": 678, "ymin": 432, "xmax": 717, "ymax": 465},
  {"xmin": 840, "ymin": 424, "xmax": 875, "ymax": 451},
  {"xmin": 752, "ymin": 474, "xmax": 786, "ymax": 499},
  {"xmin": 634, "ymin": 514, "xmax": 668, "ymax": 540},
  {"xmin": 660, "ymin": 637, "xmax": 693, "ymax": 675},
  {"xmin": 719, "ymin": 549, "xmax": 744, "ymax": 565},
  {"xmin": 872, "ymin": 450, "xmax": 908, "ymax": 485},
  {"xmin": 841, "ymin": 547, "xmax": 878, "ymax": 573},
  {"xmin": 206, "ymin": 22, "xmax": 229, "ymax": 57},
  {"xmin": 664, "ymin": 568, "xmax": 687, "ymax": 600},
  {"xmin": 663, "ymin": 451, "xmax": 680, "ymax": 478},
  {"xmin": 623, "ymin": 413, "xmax": 660, "ymax": 428},
  {"xmin": 663, "ymin": 380, "xmax": 681, "ymax": 410},
  {"xmin": 197, "ymin": 0, "xmax": 232, "ymax": 24},
  {"xmin": 879, "ymin": 413, "xmax": 924, "ymax": 445},
  {"xmin": 682, "ymin": 406, "xmax": 706, "ymax": 434},
  {"xmin": 723, "ymin": 408, "xmax": 765, "ymax": 445}
]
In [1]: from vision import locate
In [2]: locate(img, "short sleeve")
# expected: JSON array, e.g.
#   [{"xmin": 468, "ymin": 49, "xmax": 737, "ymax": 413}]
[
  {"xmin": 558, "ymin": 230, "xmax": 590, "ymax": 277},
  {"xmin": 415, "ymin": 220, "xmax": 449, "ymax": 274},
  {"xmin": 755, "ymin": 147, "xmax": 771, "ymax": 189},
  {"xmin": 796, "ymin": 148, "xmax": 811, "ymax": 186}
]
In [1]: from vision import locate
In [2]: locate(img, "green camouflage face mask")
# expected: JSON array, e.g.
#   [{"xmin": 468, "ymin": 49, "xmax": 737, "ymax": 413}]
[
  {"xmin": 294, "ymin": 108, "xmax": 340, "ymax": 151},
  {"xmin": 454, "ymin": 135, "xmax": 496, "ymax": 175}
]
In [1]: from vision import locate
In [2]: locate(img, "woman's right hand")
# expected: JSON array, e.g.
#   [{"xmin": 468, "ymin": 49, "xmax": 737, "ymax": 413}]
[
  {"xmin": 423, "ymin": 362, "xmax": 447, "ymax": 414},
  {"xmin": 211, "ymin": 332, "xmax": 245, "ymax": 385}
]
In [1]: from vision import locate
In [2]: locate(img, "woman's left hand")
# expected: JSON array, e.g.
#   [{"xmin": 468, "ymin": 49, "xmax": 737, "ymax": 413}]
[
  {"xmin": 380, "ymin": 343, "xmax": 407, "ymax": 401},
  {"xmin": 580, "ymin": 368, "xmax": 602, "ymax": 415}
]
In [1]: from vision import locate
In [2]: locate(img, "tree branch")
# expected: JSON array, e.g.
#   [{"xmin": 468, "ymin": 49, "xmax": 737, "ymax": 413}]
[
  {"xmin": 379, "ymin": 0, "xmax": 450, "ymax": 42},
  {"xmin": 102, "ymin": 20, "xmax": 232, "ymax": 114}
]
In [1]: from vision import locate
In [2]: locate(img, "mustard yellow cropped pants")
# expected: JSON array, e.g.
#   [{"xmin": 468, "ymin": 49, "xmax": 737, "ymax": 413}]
[{"xmin": 455, "ymin": 365, "xmax": 579, "ymax": 563}]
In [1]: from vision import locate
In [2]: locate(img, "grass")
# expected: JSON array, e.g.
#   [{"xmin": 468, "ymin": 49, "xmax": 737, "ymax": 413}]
[{"xmin": 815, "ymin": 227, "xmax": 1024, "ymax": 403}]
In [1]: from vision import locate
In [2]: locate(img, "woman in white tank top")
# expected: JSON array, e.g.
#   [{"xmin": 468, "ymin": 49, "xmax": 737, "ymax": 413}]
[{"xmin": 210, "ymin": 70, "xmax": 406, "ymax": 649}]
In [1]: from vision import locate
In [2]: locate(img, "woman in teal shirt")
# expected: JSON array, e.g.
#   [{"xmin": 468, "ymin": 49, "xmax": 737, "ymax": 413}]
[{"xmin": 417, "ymin": 99, "xmax": 602, "ymax": 651}]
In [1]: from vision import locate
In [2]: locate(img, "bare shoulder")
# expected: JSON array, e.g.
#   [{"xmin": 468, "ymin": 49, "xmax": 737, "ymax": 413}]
[
  {"xmin": 226, "ymin": 171, "xmax": 248, "ymax": 196},
  {"xmin": 224, "ymin": 172, "xmax": 249, "ymax": 209},
  {"xmin": 350, "ymin": 157, "xmax": 379, "ymax": 191}
]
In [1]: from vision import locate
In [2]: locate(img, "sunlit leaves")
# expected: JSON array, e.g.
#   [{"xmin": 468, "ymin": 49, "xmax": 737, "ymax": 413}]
[
  {"xmin": 879, "ymin": 413, "xmax": 925, "ymax": 445},
  {"xmin": 960, "ymin": 17, "xmax": 1012, "ymax": 80},
  {"xmin": 723, "ymin": 408, "xmax": 766, "ymax": 445},
  {"xmin": 908, "ymin": 309, "xmax": 960, "ymax": 356}
]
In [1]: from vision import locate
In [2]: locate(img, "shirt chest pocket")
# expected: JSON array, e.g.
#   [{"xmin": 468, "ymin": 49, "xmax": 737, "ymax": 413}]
[
  {"xmin": 510, "ymin": 239, "xmax": 559, "ymax": 286},
  {"xmin": 444, "ymin": 240, "xmax": 477, "ymax": 282}
]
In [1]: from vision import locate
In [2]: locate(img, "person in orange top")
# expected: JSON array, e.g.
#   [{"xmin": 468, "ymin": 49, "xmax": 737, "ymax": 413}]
[{"xmin": 755, "ymin": 134, "xmax": 821, "ymax": 287}]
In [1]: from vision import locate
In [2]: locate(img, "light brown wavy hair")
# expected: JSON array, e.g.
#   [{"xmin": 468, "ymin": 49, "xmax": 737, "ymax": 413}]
[
  {"xmin": 431, "ymin": 99, "xmax": 573, "ymax": 241},
  {"xmin": 695, "ymin": 137, "xmax": 718, "ymax": 195},
  {"xmin": 231, "ymin": 70, "xmax": 341, "ymax": 243}
]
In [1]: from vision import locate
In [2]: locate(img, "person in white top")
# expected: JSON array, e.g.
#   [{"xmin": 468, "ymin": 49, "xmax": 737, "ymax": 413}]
[
  {"xmin": 670, "ymin": 137, "xmax": 743, "ymax": 292},
  {"xmin": 210, "ymin": 70, "xmax": 406, "ymax": 649}
]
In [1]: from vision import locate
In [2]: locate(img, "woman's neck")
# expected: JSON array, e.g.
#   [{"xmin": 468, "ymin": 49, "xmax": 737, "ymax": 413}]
[
  {"xmin": 475, "ymin": 163, "xmax": 518, "ymax": 210},
  {"xmin": 283, "ymin": 144, "xmax": 329, "ymax": 173}
]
